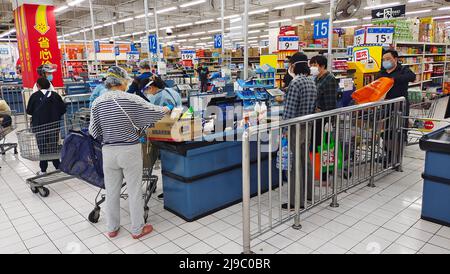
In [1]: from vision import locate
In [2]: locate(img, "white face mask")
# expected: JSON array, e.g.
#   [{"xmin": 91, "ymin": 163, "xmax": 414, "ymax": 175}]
[{"xmin": 310, "ymin": 66, "xmax": 320, "ymax": 76}]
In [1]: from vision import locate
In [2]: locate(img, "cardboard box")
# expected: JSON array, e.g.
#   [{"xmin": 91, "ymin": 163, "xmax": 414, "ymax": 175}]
[
  {"xmin": 147, "ymin": 116, "xmax": 203, "ymax": 142},
  {"xmin": 260, "ymin": 47, "xmax": 269, "ymax": 55}
]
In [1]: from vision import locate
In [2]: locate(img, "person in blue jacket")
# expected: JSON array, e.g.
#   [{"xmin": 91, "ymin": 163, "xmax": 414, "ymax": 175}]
[
  {"xmin": 127, "ymin": 59, "xmax": 153, "ymax": 102},
  {"xmin": 144, "ymin": 74, "xmax": 182, "ymax": 108},
  {"xmin": 143, "ymin": 74, "xmax": 182, "ymax": 200},
  {"xmin": 89, "ymin": 77, "xmax": 107, "ymax": 107}
]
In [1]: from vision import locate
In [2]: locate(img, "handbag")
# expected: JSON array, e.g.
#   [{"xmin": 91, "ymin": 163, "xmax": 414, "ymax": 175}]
[{"xmin": 113, "ymin": 98, "xmax": 145, "ymax": 137}]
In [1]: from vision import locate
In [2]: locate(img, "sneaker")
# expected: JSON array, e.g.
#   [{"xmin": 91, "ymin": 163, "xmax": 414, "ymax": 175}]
[{"xmin": 36, "ymin": 171, "xmax": 47, "ymax": 176}]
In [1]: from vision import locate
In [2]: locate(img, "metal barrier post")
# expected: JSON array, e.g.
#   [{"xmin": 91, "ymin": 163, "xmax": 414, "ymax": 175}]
[
  {"xmin": 330, "ymin": 115, "xmax": 340, "ymax": 208},
  {"xmin": 292, "ymin": 124, "xmax": 302, "ymax": 230},
  {"xmin": 242, "ymin": 131, "xmax": 253, "ymax": 254},
  {"xmin": 368, "ymin": 108, "xmax": 378, "ymax": 188},
  {"xmin": 396, "ymin": 102, "xmax": 405, "ymax": 172}
]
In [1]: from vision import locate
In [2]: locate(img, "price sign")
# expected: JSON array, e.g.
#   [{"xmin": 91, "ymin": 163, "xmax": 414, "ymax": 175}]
[
  {"xmin": 278, "ymin": 36, "xmax": 299, "ymax": 51},
  {"xmin": 214, "ymin": 34, "xmax": 222, "ymax": 49},
  {"xmin": 114, "ymin": 46, "xmax": 120, "ymax": 56},
  {"xmin": 181, "ymin": 50, "xmax": 196, "ymax": 60},
  {"xmin": 365, "ymin": 27, "xmax": 394, "ymax": 45},
  {"xmin": 354, "ymin": 28, "xmax": 365, "ymax": 46},
  {"xmin": 126, "ymin": 51, "xmax": 140, "ymax": 62},
  {"xmin": 313, "ymin": 20, "xmax": 329, "ymax": 39}
]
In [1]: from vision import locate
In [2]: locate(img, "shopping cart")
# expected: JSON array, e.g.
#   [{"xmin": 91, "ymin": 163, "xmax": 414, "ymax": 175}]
[
  {"xmin": 0, "ymin": 111, "xmax": 18, "ymax": 156},
  {"xmin": 87, "ymin": 139, "xmax": 158, "ymax": 223},
  {"xmin": 405, "ymin": 92, "xmax": 450, "ymax": 146},
  {"xmin": 16, "ymin": 116, "xmax": 84, "ymax": 197}
]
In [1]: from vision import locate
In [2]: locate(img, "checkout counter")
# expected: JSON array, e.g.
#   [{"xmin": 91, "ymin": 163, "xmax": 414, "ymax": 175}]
[
  {"xmin": 419, "ymin": 125, "xmax": 450, "ymax": 226},
  {"xmin": 152, "ymin": 90, "xmax": 284, "ymax": 221}
]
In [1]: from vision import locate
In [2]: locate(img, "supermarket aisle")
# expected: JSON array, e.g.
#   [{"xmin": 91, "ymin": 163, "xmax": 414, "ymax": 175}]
[{"xmin": 0, "ymin": 127, "xmax": 450, "ymax": 254}]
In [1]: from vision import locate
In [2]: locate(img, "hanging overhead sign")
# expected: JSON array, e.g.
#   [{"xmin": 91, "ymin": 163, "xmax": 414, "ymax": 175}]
[
  {"xmin": 313, "ymin": 19, "xmax": 329, "ymax": 39},
  {"xmin": 148, "ymin": 34, "xmax": 158, "ymax": 54},
  {"xmin": 371, "ymin": 4, "xmax": 406, "ymax": 20},
  {"xmin": 214, "ymin": 34, "xmax": 222, "ymax": 49},
  {"xmin": 278, "ymin": 36, "xmax": 299, "ymax": 51},
  {"xmin": 365, "ymin": 27, "xmax": 394, "ymax": 45}
]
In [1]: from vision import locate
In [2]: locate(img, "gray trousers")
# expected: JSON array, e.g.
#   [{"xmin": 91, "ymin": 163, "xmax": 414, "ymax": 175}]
[
  {"xmin": 102, "ymin": 144, "xmax": 144, "ymax": 235},
  {"xmin": 289, "ymin": 125, "xmax": 313, "ymax": 208}
]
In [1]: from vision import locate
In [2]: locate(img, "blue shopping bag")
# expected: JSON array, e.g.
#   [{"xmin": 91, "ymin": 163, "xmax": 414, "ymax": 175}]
[{"xmin": 60, "ymin": 130, "xmax": 104, "ymax": 188}]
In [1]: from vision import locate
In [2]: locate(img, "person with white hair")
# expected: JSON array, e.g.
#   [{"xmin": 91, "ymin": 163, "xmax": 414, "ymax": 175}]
[
  {"xmin": 127, "ymin": 59, "xmax": 153, "ymax": 101},
  {"xmin": 89, "ymin": 66, "xmax": 170, "ymax": 239}
]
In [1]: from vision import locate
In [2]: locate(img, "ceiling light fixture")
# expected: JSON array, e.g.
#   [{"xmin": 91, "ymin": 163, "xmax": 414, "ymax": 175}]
[
  {"xmin": 248, "ymin": 30, "xmax": 260, "ymax": 34},
  {"xmin": 178, "ymin": 33, "xmax": 190, "ymax": 37},
  {"xmin": 438, "ymin": 7, "xmax": 450, "ymax": 11},
  {"xmin": 192, "ymin": 31, "xmax": 206, "ymax": 35},
  {"xmin": 55, "ymin": 5, "xmax": 68, "ymax": 13},
  {"xmin": 334, "ymin": 18, "xmax": 358, "ymax": 23},
  {"xmin": 68, "ymin": 0, "xmax": 85, "ymax": 7},
  {"xmin": 208, "ymin": 29, "xmax": 222, "ymax": 33},
  {"xmin": 249, "ymin": 23, "xmax": 266, "ymax": 28},
  {"xmin": 433, "ymin": 15, "xmax": 450, "ymax": 20},
  {"xmin": 157, "ymin": 7, "xmax": 178, "ymax": 14},
  {"xmin": 408, "ymin": 0, "xmax": 425, "ymax": 2},
  {"xmin": 195, "ymin": 19, "xmax": 215, "ymax": 24},
  {"xmin": 180, "ymin": 0, "xmax": 206, "ymax": 8},
  {"xmin": 405, "ymin": 9, "xmax": 432, "ymax": 15},
  {"xmin": 176, "ymin": 22, "xmax": 193, "ymax": 27},
  {"xmin": 363, "ymin": 2, "xmax": 400, "ymax": 10},
  {"xmin": 248, "ymin": 9, "xmax": 269, "ymax": 15},
  {"xmin": 274, "ymin": 2, "xmax": 305, "ymax": 10},
  {"xmin": 269, "ymin": 19, "xmax": 292, "ymax": 24},
  {"xmin": 295, "ymin": 13, "xmax": 322, "ymax": 20},
  {"xmin": 118, "ymin": 17, "xmax": 134, "ymax": 23},
  {"xmin": 363, "ymin": 16, "xmax": 372, "ymax": 20}
]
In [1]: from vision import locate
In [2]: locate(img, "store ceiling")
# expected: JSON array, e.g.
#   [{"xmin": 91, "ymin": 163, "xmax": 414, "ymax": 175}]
[{"xmin": 0, "ymin": 0, "xmax": 449, "ymax": 47}]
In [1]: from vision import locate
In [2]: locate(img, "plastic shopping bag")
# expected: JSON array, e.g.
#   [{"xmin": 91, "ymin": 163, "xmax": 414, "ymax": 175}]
[
  {"xmin": 309, "ymin": 132, "xmax": 343, "ymax": 180},
  {"xmin": 276, "ymin": 137, "xmax": 293, "ymax": 171},
  {"xmin": 351, "ymin": 77, "xmax": 394, "ymax": 104}
]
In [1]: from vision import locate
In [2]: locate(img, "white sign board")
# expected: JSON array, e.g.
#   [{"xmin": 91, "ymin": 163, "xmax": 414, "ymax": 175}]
[
  {"xmin": 157, "ymin": 61, "xmax": 167, "ymax": 75},
  {"xmin": 365, "ymin": 27, "xmax": 394, "ymax": 45},
  {"xmin": 354, "ymin": 28, "xmax": 365, "ymax": 46},
  {"xmin": 278, "ymin": 36, "xmax": 299, "ymax": 51},
  {"xmin": 181, "ymin": 50, "xmax": 196, "ymax": 60}
]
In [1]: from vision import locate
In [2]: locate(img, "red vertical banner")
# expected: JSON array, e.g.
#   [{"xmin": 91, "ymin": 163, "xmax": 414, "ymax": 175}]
[{"xmin": 14, "ymin": 4, "xmax": 63, "ymax": 88}]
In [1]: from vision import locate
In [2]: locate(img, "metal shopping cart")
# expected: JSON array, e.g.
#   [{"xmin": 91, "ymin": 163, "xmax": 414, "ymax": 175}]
[
  {"xmin": 87, "ymin": 139, "xmax": 158, "ymax": 223},
  {"xmin": 0, "ymin": 111, "xmax": 18, "ymax": 156}
]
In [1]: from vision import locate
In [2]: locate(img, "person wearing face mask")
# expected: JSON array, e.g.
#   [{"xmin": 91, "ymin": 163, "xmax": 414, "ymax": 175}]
[
  {"xmin": 89, "ymin": 66, "xmax": 170, "ymax": 240},
  {"xmin": 127, "ymin": 59, "xmax": 153, "ymax": 102},
  {"xmin": 378, "ymin": 49, "xmax": 415, "ymax": 167},
  {"xmin": 27, "ymin": 77, "xmax": 66, "ymax": 175},
  {"xmin": 310, "ymin": 55, "xmax": 338, "ymax": 113},
  {"xmin": 283, "ymin": 56, "xmax": 293, "ymax": 89},
  {"xmin": 282, "ymin": 52, "xmax": 317, "ymax": 210},
  {"xmin": 33, "ymin": 64, "xmax": 56, "ymax": 92}
]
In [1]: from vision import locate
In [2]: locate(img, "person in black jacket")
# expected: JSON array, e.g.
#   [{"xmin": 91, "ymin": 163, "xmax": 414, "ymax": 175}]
[
  {"xmin": 127, "ymin": 59, "xmax": 153, "ymax": 102},
  {"xmin": 26, "ymin": 78, "xmax": 67, "ymax": 175},
  {"xmin": 377, "ymin": 49, "xmax": 416, "ymax": 167}
]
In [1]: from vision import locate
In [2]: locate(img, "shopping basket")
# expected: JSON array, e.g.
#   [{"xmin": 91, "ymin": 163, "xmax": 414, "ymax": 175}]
[{"xmin": 351, "ymin": 77, "xmax": 394, "ymax": 104}]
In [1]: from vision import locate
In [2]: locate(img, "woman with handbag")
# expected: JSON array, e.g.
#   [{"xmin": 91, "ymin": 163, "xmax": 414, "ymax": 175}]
[{"xmin": 89, "ymin": 66, "xmax": 170, "ymax": 239}]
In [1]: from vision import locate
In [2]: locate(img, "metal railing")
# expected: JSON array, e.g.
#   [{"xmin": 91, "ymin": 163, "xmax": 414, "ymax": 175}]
[
  {"xmin": 241, "ymin": 97, "xmax": 406, "ymax": 254},
  {"xmin": 1, "ymin": 84, "xmax": 25, "ymax": 115}
]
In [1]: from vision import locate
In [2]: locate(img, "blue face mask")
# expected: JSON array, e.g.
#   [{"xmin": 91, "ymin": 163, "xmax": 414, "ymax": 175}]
[
  {"xmin": 47, "ymin": 74, "xmax": 53, "ymax": 82},
  {"xmin": 383, "ymin": 61, "xmax": 394, "ymax": 70}
]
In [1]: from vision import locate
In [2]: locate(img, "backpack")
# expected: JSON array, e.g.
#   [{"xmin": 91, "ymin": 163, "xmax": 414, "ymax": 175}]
[{"xmin": 60, "ymin": 130, "xmax": 104, "ymax": 188}]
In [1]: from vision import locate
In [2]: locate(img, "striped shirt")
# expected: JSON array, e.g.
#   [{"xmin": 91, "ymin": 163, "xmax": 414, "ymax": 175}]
[{"xmin": 89, "ymin": 90, "xmax": 166, "ymax": 146}]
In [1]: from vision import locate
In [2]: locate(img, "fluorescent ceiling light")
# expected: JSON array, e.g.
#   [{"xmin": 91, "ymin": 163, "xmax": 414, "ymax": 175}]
[
  {"xmin": 295, "ymin": 13, "xmax": 322, "ymax": 20},
  {"xmin": 160, "ymin": 26, "xmax": 175, "ymax": 30},
  {"xmin": 208, "ymin": 29, "xmax": 221, "ymax": 33},
  {"xmin": 0, "ymin": 28, "xmax": 16, "ymax": 38},
  {"xmin": 55, "ymin": 5, "xmax": 68, "ymax": 13},
  {"xmin": 312, "ymin": 0, "xmax": 326, "ymax": 2},
  {"xmin": 68, "ymin": 0, "xmax": 85, "ymax": 7},
  {"xmin": 342, "ymin": 25, "xmax": 357, "ymax": 29},
  {"xmin": 103, "ymin": 22, "xmax": 117, "ymax": 27},
  {"xmin": 69, "ymin": 31, "xmax": 80, "ymax": 36},
  {"xmin": 93, "ymin": 25, "xmax": 103, "ymax": 30},
  {"xmin": 363, "ymin": 2, "xmax": 400, "ymax": 10},
  {"xmin": 178, "ymin": 33, "xmax": 190, "ymax": 37},
  {"xmin": 132, "ymin": 31, "xmax": 144, "ymax": 35},
  {"xmin": 259, "ymin": 34, "xmax": 269, "ymax": 38},
  {"xmin": 177, "ymin": 39, "xmax": 187, "ymax": 42},
  {"xmin": 249, "ymin": 9, "xmax": 269, "ymax": 15},
  {"xmin": 196, "ymin": 19, "xmax": 214, "ymax": 24},
  {"xmin": 180, "ymin": 0, "xmax": 206, "ymax": 8},
  {"xmin": 249, "ymin": 23, "xmax": 266, "ymax": 28},
  {"xmin": 157, "ymin": 7, "xmax": 177, "ymax": 14},
  {"xmin": 192, "ymin": 31, "xmax": 206, "ymax": 35},
  {"xmin": 269, "ymin": 19, "xmax": 292, "ymax": 24},
  {"xmin": 135, "ymin": 14, "xmax": 146, "ymax": 19},
  {"xmin": 248, "ymin": 36, "xmax": 259, "ymax": 39},
  {"xmin": 118, "ymin": 17, "xmax": 133, "ymax": 23},
  {"xmin": 405, "ymin": 9, "xmax": 431, "ymax": 15},
  {"xmin": 363, "ymin": 16, "xmax": 372, "ymax": 20},
  {"xmin": 218, "ymin": 14, "xmax": 240, "ymax": 20},
  {"xmin": 176, "ymin": 22, "xmax": 193, "ymax": 27},
  {"xmin": 334, "ymin": 18, "xmax": 358, "ymax": 23},
  {"xmin": 248, "ymin": 40, "xmax": 258, "ymax": 43},
  {"xmin": 248, "ymin": 30, "xmax": 260, "ymax": 34},
  {"xmin": 362, "ymin": 24, "xmax": 373, "ymax": 27},
  {"xmin": 274, "ymin": 2, "xmax": 305, "ymax": 10},
  {"xmin": 120, "ymin": 34, "xmax": 131, "ymax": 38},
  {"xmin": 189, "ymin": 38, "xmax": 199, "ymax": 41},
  {"xmin": 438, "ymin": 7, "xmax": 450, "ymax": 11},
  {"xmin": 445, "ymin": 21, "xmax": 450, "ymax": 24},
  {"xmin": 230, "ymin": 17, "xmax": 242, "ymax": 23},
  {"xmin": 228, "ymin": 26, "xmax": 242, "ymax": 30},
  {"xmin": 200, "ymin": 37, "xmax": 211, "ymax": 40},
  {"xmin": 408, "ymin": 0, "xmax": 425, "ymax": 2},
  {"xmin": 433, "ymin": 15, "xmax": 450, "ymax": 20}
]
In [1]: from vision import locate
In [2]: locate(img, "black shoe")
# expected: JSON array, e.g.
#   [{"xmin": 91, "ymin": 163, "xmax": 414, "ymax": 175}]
[
  {"xmin": 281, "ymin": 203, "xmax": 295, "ymax": 211},
  {"xmin": 157, "ymin": 193, "xmax": 164, "ymax": 200}
]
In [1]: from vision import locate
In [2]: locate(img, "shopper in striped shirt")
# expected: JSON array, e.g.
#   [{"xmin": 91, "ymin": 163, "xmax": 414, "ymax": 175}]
[{"xmin": 89, "ymin": 66, "xmax": 169, "ymax": 239}]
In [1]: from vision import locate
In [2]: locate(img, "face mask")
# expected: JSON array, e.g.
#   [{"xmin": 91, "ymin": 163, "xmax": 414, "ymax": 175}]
[
  {"xmin": 288, "ymin": 66, "xmax": 296, "ymax": 78},
  {"xmin": 47, "ymin": 74, "xmax": 53, "ymax": 82},
  {"xmin": 310, "ymin": 66, "xmax": 320, "ymax": 76},
  {"xmin": 383, "ymin": 60, "xmax": 394, "ymax": 70}
]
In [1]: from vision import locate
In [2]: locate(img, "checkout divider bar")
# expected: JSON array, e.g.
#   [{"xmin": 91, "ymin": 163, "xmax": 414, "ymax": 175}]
[{"xmin": 241, "ymin": 97, "xmax": 407, "ymax": 254}]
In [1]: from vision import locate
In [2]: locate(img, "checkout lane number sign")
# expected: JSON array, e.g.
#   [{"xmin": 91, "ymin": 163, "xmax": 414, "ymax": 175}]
[
  {"xmin": 278, "ymin": 36, "xmax": 299, "ymax": 51},
  {"xmin": 313, "ymin": 20, "xmax": 329, "ymax": 39}
]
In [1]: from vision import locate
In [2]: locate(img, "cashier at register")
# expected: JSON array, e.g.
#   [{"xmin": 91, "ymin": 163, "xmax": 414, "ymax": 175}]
[
  {"xmin": 377, "ymin": 49, "xmax": 416, "ymax": 115},
  {"xmin": 143, "ymin": 74, "xmax": 182, "ymax": 108}
]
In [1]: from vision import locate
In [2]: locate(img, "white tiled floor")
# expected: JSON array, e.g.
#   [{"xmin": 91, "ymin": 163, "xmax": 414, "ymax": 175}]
[{"xmin": 1, "ymin": 124, "xmax": 450, "ymax": 254}]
